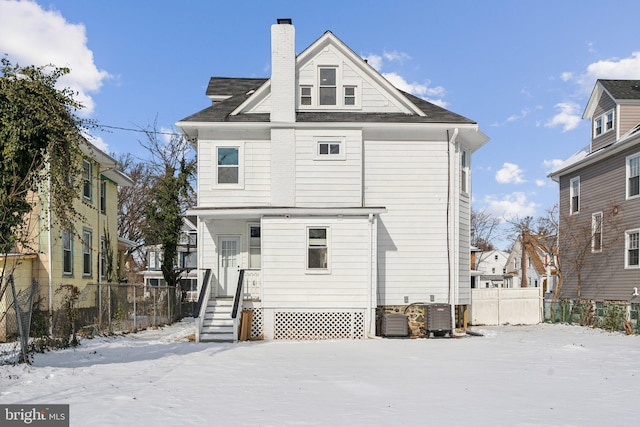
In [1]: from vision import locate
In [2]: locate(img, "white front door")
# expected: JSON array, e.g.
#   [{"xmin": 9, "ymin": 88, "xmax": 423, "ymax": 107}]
[{"xmin": 218, "ymin": 236, "xmax": 240, "ymax": 297}]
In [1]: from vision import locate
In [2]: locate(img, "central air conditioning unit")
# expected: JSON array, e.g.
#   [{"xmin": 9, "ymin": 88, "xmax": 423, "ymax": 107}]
[
  {"xmin": 424, "ymin": 304, "xmax": 452, "ymax": 337},
  {"xmin": 381, "ymin": 313, "xmax": 409, "ymax": 338}
]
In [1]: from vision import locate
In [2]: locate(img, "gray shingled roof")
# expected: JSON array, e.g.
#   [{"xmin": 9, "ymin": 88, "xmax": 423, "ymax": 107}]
[
  {"xmin": 599, "ymin": 80, "xmax": 640, "ymax": 100},
  {"xmin": 179, "ymin": 77, "xmax": 475, "ymax": 124}
]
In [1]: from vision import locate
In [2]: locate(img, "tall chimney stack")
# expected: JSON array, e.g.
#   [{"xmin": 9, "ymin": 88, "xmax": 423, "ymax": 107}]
[{"xmin": 270, "ymin": 19, "xmax": 295, "ymax": 123}]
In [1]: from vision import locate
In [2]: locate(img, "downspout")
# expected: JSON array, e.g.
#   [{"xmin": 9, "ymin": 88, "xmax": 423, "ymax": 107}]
[
  {"xmin": 447, "ymin": 128, "xmax": 459, "ymax": 328},
  {"xmin": 367, "ymin": 213, "xmax": 374, "ymax": 337}
]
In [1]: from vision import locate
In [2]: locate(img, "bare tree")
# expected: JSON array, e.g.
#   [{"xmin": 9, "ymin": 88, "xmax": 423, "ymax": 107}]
[{"xmin": 470, "ymin": 207, "xmax": 502, "ymax": 269}]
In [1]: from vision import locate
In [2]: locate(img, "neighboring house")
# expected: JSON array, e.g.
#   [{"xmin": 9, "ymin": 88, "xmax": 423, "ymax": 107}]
[
  {"xmin": 473, "ymin": 250, "xmax": 509, "ymax": 288},
  {"xmin": 504, "ymin": 232, "xmax": 559, "ymax": 292},
  {"xmin": 177, "ymin": 20, "xmax": 488, "ymax": 342},
  {"xmin": 142, "ymin": 216, "xmax": 198, "ymax": 301},
  {"xmin": 549, "ymin": 80, "xmax": 640, "ymax": 303},
  {"xmin": 1, "ymin": 140, "xmax": 133, "ymax": 341}
]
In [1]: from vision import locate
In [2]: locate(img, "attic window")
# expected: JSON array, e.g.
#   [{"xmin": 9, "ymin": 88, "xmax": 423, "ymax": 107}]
[
  {"xmin": 300, "ymin": 86, "xmax": 312, "ymax": 105},
  {"xmin": 319, "ymin": 68, "xmax": 337, "ymax": 105},
  {"xmin": 593, "ymin": 109, "xmax": 614, "ymax": 137}
]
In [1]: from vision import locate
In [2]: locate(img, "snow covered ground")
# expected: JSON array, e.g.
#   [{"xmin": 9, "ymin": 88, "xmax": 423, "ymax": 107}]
[{"xmin": 1, "ymin": 319, "xmax": 639, "ymax": 426}]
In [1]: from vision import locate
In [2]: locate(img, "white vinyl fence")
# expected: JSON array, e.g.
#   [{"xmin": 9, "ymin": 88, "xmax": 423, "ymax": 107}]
[{"xmin": 471, "ymin": 288, "xmax": 542, "ymax": 326}]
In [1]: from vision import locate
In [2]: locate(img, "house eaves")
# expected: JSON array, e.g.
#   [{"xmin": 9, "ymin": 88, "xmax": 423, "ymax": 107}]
[{"xmin": 187, "ymin": 206, "xmax": 386, "ymax": 220}]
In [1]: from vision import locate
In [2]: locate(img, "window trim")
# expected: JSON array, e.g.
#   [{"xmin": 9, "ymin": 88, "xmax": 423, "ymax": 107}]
[
  {"xmin": 300, "ymin": 85, "xmax": 312, "ymax": 106},
  {"xmin": 626, "ymin": 152, "xmax": 640, "ymax": 200},
  {"xmin": 214, "ymin": 144, "xmax": 244, "ymax": 188},
  {"xmin": 62, "ymin": 228, "xmax": 73, "ymax": 276},
  {"xmin": 314, "ymin": 138, "xmax": 346, "ymax": 160},
  {"xmin": 318, "ymin": 67, "xmax": 337, "ymax": 106},
  {"xmin": 569, "ymin": 176, "xmax": 580, "ymax": 215},
  {"xmin": 248, "ymin": 224, "xmax": 261, "ymax": 269},
  {"xmin": 82, "ymin": 159, "xmax": 92, "ymax": 201},
  {"xmin": 82, "ymin": 228, "xmax": 93, "ymax": 277},
  {"xmin": 593, "ymin": 109, "xmax": 614, "ymax": 138},
  {"xmin": 461, "ymin": 149, "xmax": 469, "ymax": 194},
  {"xmin": 99, "ymin": 178, "xmax": 107, "ymax": 214},
  {"xmin": 591, "ymin": 212, "xmax": 603, "ymax": 253},
  {"xmin": 625, "ymin": 229, "xmax": 639, "ymax": 269},
  {"xmin": 306, "ymin": 226, "xmax": 330, "ymax": 273}
]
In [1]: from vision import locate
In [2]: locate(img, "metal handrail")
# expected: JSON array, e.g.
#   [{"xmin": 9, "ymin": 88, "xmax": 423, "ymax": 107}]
[
  {"xmin": 231, "ymin": 269, "xmax": 245, "ymax": 319},
  {"xmin": 195, "ymin": 269, "xmax": 212, "ymax": 318}
]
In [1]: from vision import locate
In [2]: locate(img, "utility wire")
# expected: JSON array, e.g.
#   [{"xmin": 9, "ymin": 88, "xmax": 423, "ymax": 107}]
[{"xmin": 97, "ymin": 124, "xmax": 184, "ymax": 137}]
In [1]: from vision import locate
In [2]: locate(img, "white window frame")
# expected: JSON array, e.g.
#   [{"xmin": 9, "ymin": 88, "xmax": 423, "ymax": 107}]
[
  {"xmin": 343, "ymin": 85, "xmax": 356, "ymax": 106},
  {"xmin": 591, "ymin": 212, "xmax": 603, "ymax": 253},
  {"xmin": 315, "ymin": 138, "xmax": 346, "ymax": 160},
  {"xmin": 62, "ymin": 228, "xmax": 73, "ymax": 276},
  {"xmin": 248, "ymin": 224, "xmax": 261, "ymax": 269},
  {"xmin": 461, "ymin": 150, "xmax": 469, "ymax": 194},
  {"xmin": 625, "ymin": 229, "xmax": 639, "ymax": 269},
  {"xmin": 82, "ymin": 159, "xmax": 92, "ymax": 201},
  {"xmin": 593, "ymin": 109, "xmax": 614, "ymax": 138},
  {"xmin": 215, "ymin": 144, "xmax": 244, "ymax": 188},
  {"xmin": 318, "ymin": 67, "xmax": 337, "ymax": 106},
  {"xmin": 306, "ymin": 226, "xmax": 330, "ymax": 273},
  {"xmin": 626, "ymin": 152, "xmax": 640, "ymax": 200},
  {"xmin": 569, "ymin": 176, "xmax": 580, "ymax": 215},
  {"xmin": 82, "ymin": 228, "xmax": 92, "ymax": 277},
  {"xmin": 300, "ymin": 85, "xmax": 312, "ymax": 106}
]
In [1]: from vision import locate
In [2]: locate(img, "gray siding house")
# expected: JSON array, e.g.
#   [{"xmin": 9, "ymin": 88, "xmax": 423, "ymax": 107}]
[{"xmin": 550, "ymin": 80, "xmax": 640, "ymax": 308}]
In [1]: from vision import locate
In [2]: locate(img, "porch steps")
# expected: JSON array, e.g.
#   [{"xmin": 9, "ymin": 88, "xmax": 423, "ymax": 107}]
[{"xmin": 200, "ymin": 297, "xmax": 235, "ymax": 343}]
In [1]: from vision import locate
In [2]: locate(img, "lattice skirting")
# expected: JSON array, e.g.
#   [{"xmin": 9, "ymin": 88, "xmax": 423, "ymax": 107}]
[
  {"xmin": 249, "ymin": 308, "xmax": 263, "ymax": 339},
  {"xmin": 274, "ymin": 310, "xmax": 365, "ymax": 340}
]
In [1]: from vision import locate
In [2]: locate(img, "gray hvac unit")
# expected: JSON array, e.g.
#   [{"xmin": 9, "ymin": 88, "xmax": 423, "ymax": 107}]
[
  {"xmin": 425, "ymin": 304, "xmax": 452, "ymax": 337},
  {"xmin": 381, "ymin": 313, "xmax": 409, "ymax": 338}
]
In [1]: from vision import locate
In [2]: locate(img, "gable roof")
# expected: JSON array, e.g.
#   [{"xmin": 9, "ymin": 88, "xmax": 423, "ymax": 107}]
[
  {"xmin": 583, "ymin": 79, "xmax": 640, "ymax": 119},
  {"xmin": 179, "ymin": 77, "xmax": 475, "ymax": 125}
]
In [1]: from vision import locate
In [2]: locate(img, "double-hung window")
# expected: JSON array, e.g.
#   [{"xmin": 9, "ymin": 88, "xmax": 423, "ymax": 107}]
[
  {"xmin": 592, "ymin": 212, "xmax": 602, "ymax": 253},
  {"xmin": 461, "ymin": 150, "xmax": 469, "ymax": 193},
  {"xmin": 82, "ymin": 159, "xmax": 92, "ymax": 201},
  {"xmin": 570, "ymin": 177, "xmax": 580, "ymax": 214},
  {"xmin": 217, "ymin": 147, "xmax": 239, "ymax": 185},
  {"xmin": 307, "ymin": 227, "xmax": 328, "ymax": 270},
  {"xmin": 627, "ymin": 153, "xmax": 640, "ymax": 199},
  {"xmin": 99, "ymin": 179, "xmax": 106, "ymax": 213},
  {"xmin": 626, "ymin": 229, "xmax": 639, "ymax": 268},
  {"xmin": 300, "ymin": 85, "xmax": 312, "ymax": 105},
  {"xmin": 593, "ymin": 109, "xmax": 614, "ymax": 137},
  {"xmin": 344, "ymin": 86, "xmax": 356, "ymax": 105},
  {"xmin": 82, "ymin": 228, "xmax": 92, "ymax": 277},
  {"xmin": 605, "ymin": 111, "xmax": 614, "ymax": 132},
  {"xmin": 319, "ymin": 68, "xmax": 337, "ymax": 105},
  {"xmin": 62, "ymin": 229, "xmax": 73, "ymax": 275}
]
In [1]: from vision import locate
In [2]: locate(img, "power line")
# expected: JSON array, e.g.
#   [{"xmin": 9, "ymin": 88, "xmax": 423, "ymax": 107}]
[{"xmin": 97, "ymin": 124, "xmax": 184, "ymax": 137}]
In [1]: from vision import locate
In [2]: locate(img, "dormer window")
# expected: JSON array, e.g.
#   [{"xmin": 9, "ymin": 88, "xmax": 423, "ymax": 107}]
[
  {"xmin": 319, "ymin": 67, "xmax": 337, "ymax": 105},
  {"xmin": 593, "ymin": 109, "xmax": 614, "ymax": 137}
]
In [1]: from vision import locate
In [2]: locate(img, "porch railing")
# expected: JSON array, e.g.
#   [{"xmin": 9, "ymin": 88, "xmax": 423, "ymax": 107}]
[{"xmin": 195, "ymin": 269, "xmax": 212, "ymax": 343}]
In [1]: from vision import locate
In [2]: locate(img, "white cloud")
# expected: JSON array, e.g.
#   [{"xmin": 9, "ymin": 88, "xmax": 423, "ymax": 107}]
[
  {"xmin": 483, "ymin": 192, "xmax": 539, "ymax": 221},
  {"xmin": 0, "ymin": 0, "xmax": 110, "ymax": 115},
  {"xmin": 560, "ymin": 72, "xmax": 573, "ymax": 82},
  {"xmin": 542, "ymin": 159, "xmax": 565, "ymax": 173},
  {"xmin": 562, "ymin": 51, "xmax": 640, "ymax": 94},
  {"xmin": 545, "ymin": 102, "xmax": 582, "ymax": 132},
  {"xmin": 535, "ymin": 179, "xmax": 555, "ymax": 187},
  {"xmin": 382, "ymin": 72, "xmax": 447, "ymax": 107},
  {"xmin": 363, "ymin": 54, "xmax": 383, "ymax": 71},
  {"xmin": 85, "ymin": 134, "xmax": 109, "ymax": 153},
  {"xmin": 496, "ymin": 162, "xmax": 526, "ymax": 184},
  {"xmin": 383, "ymin": 50, "xmax": 411, "ymax": 63}
]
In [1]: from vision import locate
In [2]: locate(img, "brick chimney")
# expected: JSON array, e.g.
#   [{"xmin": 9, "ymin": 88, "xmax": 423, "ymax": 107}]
[{"xmin": 270, "ymin": 19, "xmax": 295, "ymax": 123}]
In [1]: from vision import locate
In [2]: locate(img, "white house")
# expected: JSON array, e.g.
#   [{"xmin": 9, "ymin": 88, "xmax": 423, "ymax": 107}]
[
  {"xmin": 177, "ymin": 20, "xmax": 489, "ymax": 342},
  {"xmin": 474, "ymin": 250, "xmax": 509, "ymax": 288},
  {"xmin": 504, "ymin": 232, "xmax": 558, "ymax": 292}
]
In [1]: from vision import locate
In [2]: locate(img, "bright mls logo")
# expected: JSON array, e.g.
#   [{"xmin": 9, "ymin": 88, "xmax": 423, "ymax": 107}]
[{"xmin": 1, "ymin": 405, "xmax": 69, "ymax": 426}]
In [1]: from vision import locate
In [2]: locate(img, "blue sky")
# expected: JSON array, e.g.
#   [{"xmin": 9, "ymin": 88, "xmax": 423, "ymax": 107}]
[{"xmin": 1, "ymin": 0, "xmax": 639, "ymax": 247}]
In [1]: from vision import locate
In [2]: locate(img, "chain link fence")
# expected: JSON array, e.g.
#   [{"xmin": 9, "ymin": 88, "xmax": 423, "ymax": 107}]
[
  {"xmin": 545, "ymin": 299, "xmax": 639, "ymax": 333},
  {"xmin": 1, "ymin": 280, "xmax": 197, "ymax": 365}
]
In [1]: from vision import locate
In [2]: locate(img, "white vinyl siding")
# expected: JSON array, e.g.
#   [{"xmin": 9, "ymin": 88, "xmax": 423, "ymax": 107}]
[
  {"xmin": 365, "ymin": 140, "xmax": 450, "ymax": 305},
  {"xmin": 295, "ymin": 130, "xmax": 362, "ymax": 207},
  {"xmin": 198, "ymin": 140, "xmax": 270, "ymax": 206},
  {"xmin": 261, "ymin": 217, "xmax": 373, "ymax": 308}
]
